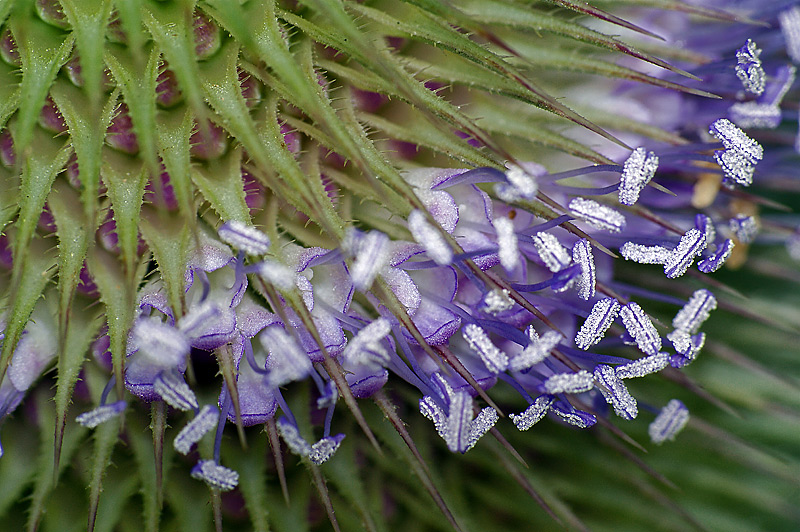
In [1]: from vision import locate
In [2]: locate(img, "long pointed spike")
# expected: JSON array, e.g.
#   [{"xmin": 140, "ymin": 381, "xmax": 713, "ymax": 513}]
[
  {"xmin": 373, "ymin": 280, "xmax": 503, "ymax": 414},
  {"xmin": 266, "ymin": 418, "xmax": 291, "ymax": 505},
  {"xmin": 212, "ymin": 488, "xmax": 223, "ymax": 532},
  {"xmin": 707, "ymin": 340, "xmax": 800, "ymax": 394},
  {"xmin": 53, "ymin": 421, "xmax": 64, "ymax": 486},
  {"xmin": 259, "ymin": 279, "xmax": 382, "ymax": 454},
  {"xmin": 688, "ymin": 270, "xmax": 746, "ymax": 300},
  {"xmin": 489, "ymin": 440, "xmax": 571, "ymax": 530},
  {"xmin": 627, "ymin": 475, "xmax": 711, "ymax": 532},
  {"xmin": 485, "ymin": 271, "xmax": 569, "ymax": 335},
  {"xmin": 570, "ymin": 397, "xmax": 647, "ymax": 452},
  {"xmin": 152, "ymin": 401, "xmax": 167, "ymax": 510},
  {"xmin": 435, "ymin": 345, "xmax": 504, "ymax": 416},
  {"xmin": 662, "ymin": 368, "xmax": 742, "ymax": 418},
  {"xmin": 373, "ymin": 392, "xmax": 466, "ymax": 532},
  {"xmin": 489, "ymin": 426, "xmax": 528, "ymax": 468},
  {"xmin": 689, "ymin": 417, "xmax": 800, "ymax": 485},
  {"xmin": 546, "ymin": 0, "xmax": 666, "ymax": 40},
  {"xmin": 217, "ymin": 345, "xmax": 248, "ymax": 450},
  {"xmin": 597, "ymin": 431, "xmax": 678, "ymax": 490},
  {"xmin": 308, "ymin": 464, "xmax": 341, "ymax": 532}
]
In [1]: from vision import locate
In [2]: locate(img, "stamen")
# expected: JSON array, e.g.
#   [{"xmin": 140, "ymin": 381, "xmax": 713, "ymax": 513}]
[
  {"xmin": 296, "ymin": 274, "xmax": 314, "ymax": 310},
  {"xmin": 575, "ymin": 298, "xmax": 620, "ymax": 350},
  {"xmin": 620, "ymin": 242, "xmax": 672, "ymax": 265},
  {"xmin": 672, "ymin": 289, "xmax": 717, "ymax": 334},
  {"xmin": 495, "ymin": 164, "xmax": 538, "ymax": 202},
  {"xmin": 709, "ymin": 119, "xmax": 763, "ymax": 187},
  {"xmin": 481, "ymin": 289, "xmax": 514, "ymax": 315},
  {"xmin": 308, "ymin": 434, "xmax": 346, "ymax": 465},
  {"xmin": 760, "ymin": 65, "xmax": 797, "ymax": 107},
  {"xmin": 348, "ymin": 230, "xmax": 390, "ymax": 290},
  {"xmin": 729, "ymin": 215, "xmax": 758, "ymax": 243},
  {"xmin": 419, "ymin": 396, "xmax": 446, "ymax": 433},
  {"xmin": 669, "ymin": 332, "xmax": 706, "ymax": 368},
  {"xmin": 709, "ymin": 118, "xmax": 764, "ymax": 160},
  {"xmin": 509, "ymin": 395, "xmax": 554, "ymax": 430},
  {"xmin": 619, "ymin": 147, "xmax": 659, "ymax": 206},
  {"xmin": 615, "ymin": 352, "xmax": 670, "ymax": 379},
  {"xmin": 132, "ymin": 318, "xmax": 190, "ymax": 366},
  {"xmin": 620, "ymin": 302, "xmax": 661, "ymax": 356},
  {"xmin": 190, "ymin": 460, "xmax": 240, "ymax": 491},
  {"xmin": 465, "ymin": 406, "xmax": 499, "ymax": 453},
  {"xmin": 494, "ymin": 217, "xmax": 520, "ymax": 272},
  {"xmin": 256, "ymin": 259, "xmax": 296, "ymax": 291},
  {"xmin": 75, "ymin": 400, "xmax": 126, "ymax": 428},
  {"xmin": 277, "ymin": 417, "xmax": 313, "ymax": 456},
  {"xmin": 593, "ymin": 365, "xmax": 638, "ymax": 420},
  {"xmin": 343, "ymin": 317, "xmax": 392, "ymax": 367},
  {"xmin": 698, "ymin": 240, "xmax": 734, "ymax": 273},
  {"xmin": 664, "ymin": 229, "xmax": 706, "ymax": 279},
  {"xmin": 714, "ymin": 148, "xmax": 756, "ymax": 187},
  {"xmin": 532, "ymin": 232, "xmax": 571, "ymax": 272},
  {"xmin": 154, "ymin": 371, "xmax": 199, "ymax": 411},
  {"xmin": 218, "ymin": 220, "xmax": 271, "ymax": 255},
  {"xmin": 178, "ymin": 299, "xmax": 237, "ymax": 350},
  {"xmin": 408, "ymin": 209, "xmax": 453, "ymax": 265},
  {"xmin": 551, "ymin": 402, "xmax": 596, "ymax": 428},
  {"xmin": 668, "ymin": 329, "xmax": 691, "ymax": 354},
  {"xmin": 572, "ymin": 239, "xmax": 596, "ymax": 301},
  {"xmin": 735, "ymin": 39, "xmax": 765, "ymax": 95},
  {"xmin": 462, "ymin": 323, "xmax": 508, "ymax": 374},
  {"xmin": 695, "ymin": 214, "xmax": 716, "ymax": 245},
  {"xmin": 510, "ymin": 329, "xmax": 560, "ymax": 372},
  {"xmin": 729, "ymin": 102, "xmax": 781, "ymax": 129},
  {"xmin": 543, "ymin": 370, "xmax": 594, "ymax": 394},
  {"xmin": 444, "ymin": 391, "xmax": 472, "ymax": 453},
  {"xmin": 780, "ymin": 7, "xmax": 800, "ymax": 64},
  {"xmin": 421, "ymin": 379, "xmax": 498, "ymax": 453},
  {"xmin": 174, "ymin": 405, "xmax": 220, "ymax": 454},
  {"xmin": 568, "ymin": 197, "xmax": 626, "ymax": 233},
  {"xmin": 261, "ymin": 326, "xmax": 313, "ymax": 387},
  {"xmin": 648, "ymin": 399, "xmax": 689, "ymax": 444}
]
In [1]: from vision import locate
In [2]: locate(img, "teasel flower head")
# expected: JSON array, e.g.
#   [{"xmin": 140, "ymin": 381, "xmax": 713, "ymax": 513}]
[{"xmin": 0, "ymin": 1, "xmax": 799, "ymax": 531}]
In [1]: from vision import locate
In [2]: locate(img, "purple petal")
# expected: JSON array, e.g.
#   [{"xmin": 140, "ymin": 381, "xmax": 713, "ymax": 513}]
[
  {"xmin": 179, "ymin": 299, "xmax": 238, "ymax": 351},
  {"xmin": 230, "ymin": 359, "xmax": 277, "ymax": 426}
]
